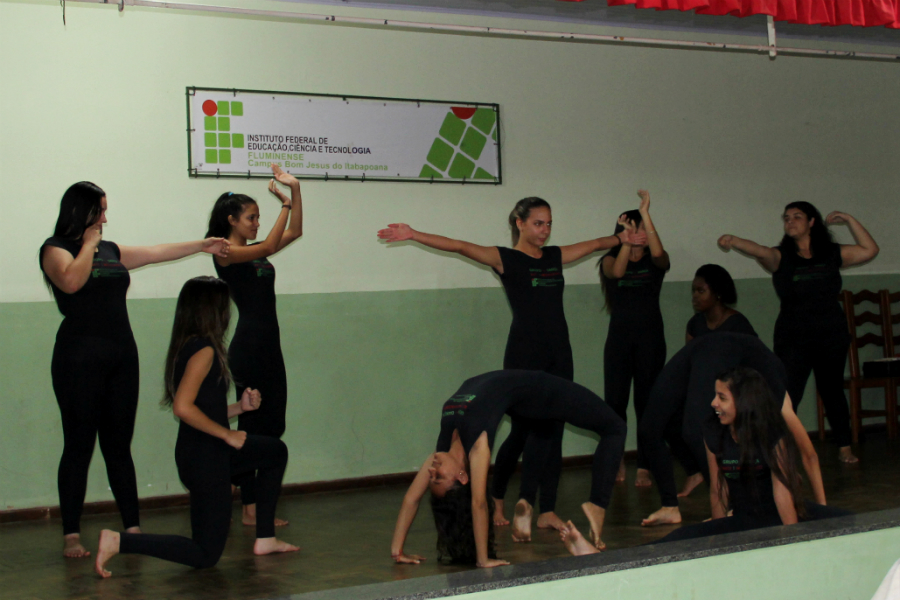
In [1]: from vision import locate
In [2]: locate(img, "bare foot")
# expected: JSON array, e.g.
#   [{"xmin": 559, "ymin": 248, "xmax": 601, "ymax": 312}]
[
  {"xmin": 580, "ymin": 502, "xmax": 607, "ymax": 550},
  {"xmin": 94, "ymin": 530, "xmax": 120, "ymax": 578},
  {"xmin": 838, "ymin": 446, "xmax": 859, "ymax": 464},
  {"xmin": 560, "ymin": 520, "xmax": 600, "ymax": 556},
  {"xmin": 492, "ymin": 498, "xmax": 510, "ymax": 526},
  {"xmin": 124, "ymin": 526, "xmax": 142, "ymax": 534},
  {"xmin": 511, "ymin": 499, "xmax": 533, "ymax": 542},
  {"xmin": 641, "ymin": 506, "xmax": 682, "ymax": 527},
  {"xmin": 253, "ymin": 537, "xmax": 300, "ymax": 555},
  {"xmin": 615, "ymin": 459, "xmax": 626, "ymax": 483},
  {"xmin": 635, "ymin": 468, "xmax": 652, "ymax": 488},
  {"xmin": 242, "ymin": 504, "xmax": 289, "ymax": 527},
  {"xmin": 536, "ymin": 511, "xmax": 566, "ymax": 531},
  {"xmin": 63, "ymin": 533, "xmax": 90, "ymax": 558},
  {"xmin": 677, "ymin": 472, "xmax": 704, "ymax": 498}
]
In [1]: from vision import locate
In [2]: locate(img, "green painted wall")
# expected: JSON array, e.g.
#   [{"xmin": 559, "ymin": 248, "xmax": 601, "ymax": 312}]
[{"xmin": 460, "ymin": 526, "xmax": 900, "ymax": 600}]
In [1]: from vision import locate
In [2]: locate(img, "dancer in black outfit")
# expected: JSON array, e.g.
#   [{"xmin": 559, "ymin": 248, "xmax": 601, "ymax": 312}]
[
  {"xmin": 94, "ymin": 277, "xmax": 298, "ymax": 578},
  {"xmin": 686, "ymin": 264, "xmax": 756, "ymax": 342},
  {"xmin": 600, "ymin": 190, "xmax": 668, "ymax": 487},
  {"xmin": 207, "ymin": 164, "xmax": 303, "ymax": 526},
  {"xmin": 390, "ymin": 370, "xmax": 625, "ymax": 567},
  {"xmin": 40, "ymin": 182, "xmax": 230, "ymax": 558},
  {"xmin": 560, "ymin": 366, "xmax": 849, "ymax": 555},
  {"xmin": 638, "ymin": 333, "xmax": 826, "ymax": 527},
  {"xmin": 719, "ymin": 203, "xmax": 878, "ymax": 463},
  {"xmin": 378, "ymin": 198, "xmax": 641, "ymax": 534}
]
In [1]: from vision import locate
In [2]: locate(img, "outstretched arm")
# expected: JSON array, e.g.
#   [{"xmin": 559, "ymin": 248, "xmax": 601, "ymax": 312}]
[
  {"xmin": 559, "ymin": 231, "xmax": 636, "ymax": 265},
  {"xmin": 469, "ymin": 434, "xmax": 509, "ymax": 568},
  {"xmin": 717, "ymin": 234, "xmax": 781, "ymax": 273},
  {"xmin": 827, "ymin": 212, "xmax": 879, "ymax": 267},
  {"xmin": 390, "ymin": 456, "xmax": 432, "ymax": 564},
  {"xmin": 772, "ymin": 440, "xmax": 799, "ymax": 525},
  {"xmin": 377, "ymin": 224, "xmax": 503, "ymax": 273},
  {"xmin": 119, "ymin": 238, "xmax": 230, "ymax": 271},
  {"xmin": 782, "ymin": 393, "xmax": 826, "ymax": 505},
  {"xmin": 706, "ymin": 442, "xmax": 728, "ymax": 519},
  {"xmin": 637, "ymin": 190, "xmax": 669, "ymax": 270}
]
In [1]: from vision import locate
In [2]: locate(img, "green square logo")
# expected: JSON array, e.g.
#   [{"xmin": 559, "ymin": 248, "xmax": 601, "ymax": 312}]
[
  {"xmin": 205, "ymin": 133, "xmax": 217, "ymax": 147},
  {"xmin": 473, "ymin": 167, "xmax": 494, "ymax": 180},
  {"xmin": 471, "ymin": 108, "xmax": 496, "ymax": 135},
  {"xmin": 204, "ymin": 116, "xmax": 217, "ymax": 131},
  {"xmin": 448, "ymin": 153, "xmax": 475, "ymax": 179},
  {"xmin": 219, "ymin": 150, "xmax": 231, "ymax": 164},
  {"xmin": 218, "ymin": 102, "xmax": 230, "ymax": 116},
  {"xmin": 232, "ymin": 133, "xmax": 244, "ymax": 148},
  {"xmin": 218, "ymin": 133, "xmax": 231, "ymax": 148},
  {"xmin": 460, "ymin": 128, "xmax": 487, "ymax": 160},
  {"xmin": 231, "ymin": 102, "xmax": 243, "ymax": 116},
  {"xmin": 419, "ymin": 164, "xmax": 443, "ymax": 179},
  {"xmin": 205, "ymin": 149, "xmax": 218, "ymax": 163},
  {"xmin": 218, "ymin": 117, "xmax": 230, "ymax": 132},
  {"xmin": 426, "ymin": 138, "xmax": 454, "ymax": 172},
  {"xmin": 438, "ymin": 113, "xmax": 465, "ymax": 145}
]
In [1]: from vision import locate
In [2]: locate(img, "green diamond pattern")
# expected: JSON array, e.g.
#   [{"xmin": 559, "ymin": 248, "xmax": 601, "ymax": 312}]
[
  {"xmin": 419, "ymin": 165, "xmax": 443, "ymax": 179},
  {"xmin": 460, "ymin": 128, "xmax": 487, "ymax": 160},
  {"xmin": 426, "ymin": 138, "xmax": 454, "ymax": 171},
  {"xmin": 448, "ymin": 153, "xmax": 475, "ymax": 179},
  {"xmin": 438, "ymin": 113, "xmax": 465, "ymax": 145},
  {"xmin": 473, "ymin": 168, "xmax": 494, "ymax": 180},
  {"xmin": 471, "ymin": 108, "xmax": 495, "ymax": 135}
]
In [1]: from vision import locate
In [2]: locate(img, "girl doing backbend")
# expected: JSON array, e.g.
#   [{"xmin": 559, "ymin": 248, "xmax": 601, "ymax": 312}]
[
  {"xmin": 719, "ymin": 203, "xmax": 878, "ymax": 463},
  {"xmin": 379, "ymin": 199, "xmax": 642, "ymax": 533},
  {"xmin": 390, "ymin": 370, "xmax": 625, "ymax": 567},
  {"xmin": 207, "ymin": 164, "xmax": 303, "ymax": 527},
  {"xmin": 40, "ymin": 182, "xmax": 229, "ymax": 558},
  {"xmin": 95, "ymin": 276, "xmax": 297, "ymax": 578}
]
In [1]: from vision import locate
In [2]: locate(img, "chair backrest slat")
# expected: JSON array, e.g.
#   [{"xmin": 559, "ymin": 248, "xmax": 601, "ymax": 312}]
[{"xmin": 842, "ymin": 289, "xmax": 889, "ymax": 378}]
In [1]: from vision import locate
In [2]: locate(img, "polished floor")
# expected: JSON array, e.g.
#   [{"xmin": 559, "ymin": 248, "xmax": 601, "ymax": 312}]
[{"xmin": 3, "ymin": 434, "xmax": 899, "ymax": 600}]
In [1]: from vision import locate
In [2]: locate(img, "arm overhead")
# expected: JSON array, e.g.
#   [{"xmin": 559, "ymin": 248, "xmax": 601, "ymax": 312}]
[
  {"xmin": 637, "ymin": 190, "xmax": 669, "ymax": 271},
  {"xmin": 826, "ymin": 211, "xmax": 879, "ymax": 267}
]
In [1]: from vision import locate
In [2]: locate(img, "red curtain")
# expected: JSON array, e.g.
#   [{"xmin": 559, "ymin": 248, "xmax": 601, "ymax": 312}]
[{"xmin": 562, "ymin": 0, "xmax": 900, "ymax": 28}]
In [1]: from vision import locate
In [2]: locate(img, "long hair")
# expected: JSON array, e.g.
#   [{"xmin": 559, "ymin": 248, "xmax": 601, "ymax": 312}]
[
  {"xmin": 162, "ymin": 276, "xmax": 232, "ymax": 406},
  {"xmin": 713, "ymin": 366, "xmax": 806, "ymax": 519},
  {"xmin": 695, "ymin": 264, "xmax": 738, "ymax": 306},
  {"xmin": 508, "ymin": 197, "xmax": 550, "ymax": 246},
  {"xmin": 598, "ymin": 209, "xmax": 644, "ymax": 313},
  {"xmin": 778, "ymin": 201, "xmax": 835, "ymax": 259},
  {"xmin": 430, "ymin": 483, "xmax": 496, "ymax": 564},
  {"xmin": 52, "ymin": 181, "xmax": 106, "ymax": 241},
  {"xmin": 206, "ymin": 192, "xmax": 257, "ymax": 238}
]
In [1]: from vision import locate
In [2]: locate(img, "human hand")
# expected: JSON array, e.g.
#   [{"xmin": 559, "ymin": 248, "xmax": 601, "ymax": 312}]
[
  {"xmin": 618, "ymin": 229, "xmax": 646, "ymax": 246},
  {"xmin": 271, "ymin": 163, "xmax": 299, "ymax": 188},
  {"xmin": 393, "ymin": 552, "xmax": 426, "ymax": 565},
  {"xmin": 718, "ymin": 235, "xmax": 734, "ymax": 251},
  {"xmin": 637, "ymin": 189, "xmax": 650, "ymax": 213},
  {"xmin": 476, "ymin": 558, "xmax": 510, "ymax": 568},
  {"xmin": 225, "ymin": 430, "xmax": 247, "ymax": 450},
  {"xmin": 83, "ymin": 224, "xmax": 103, "ymax": 249},
  {"xmin": 268, "ymin": 179, "xmax": 291, "ymax": 207},
  {"xmin": 201, "ymin": 237, "xmax": 231, "ymax": 258},
  {"xmin": 240, "ymin": 388, "xmax": 261, "ymax": 413},
  {"xmin": 825, "ymin": 211, "xmax": 850, "ymax": 225},
  {"xmin": 377, "ymin": 223, "xmax": 414, "ymax": 243}
]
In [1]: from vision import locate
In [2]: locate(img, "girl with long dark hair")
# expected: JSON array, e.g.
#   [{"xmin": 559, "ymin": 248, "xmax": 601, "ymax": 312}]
[
  {"xmin": 94, "ymin": 276, "xmax": 297, "ymax": 578},
  {"xmin": 718, "ymin": 203, "xmax": 878, "ymax": 463},
  {"xmin": 686, "ymin": 264, "xmax": 757, "ymax": 343},
  {"xmin": 40, "ymin": 182, "xmax": 230, "ymax": 558},
  {"xmin": 599, "ymin": 190, "xmax": 668, "ymax": 487},
  {"xmin": 390, "ymin": 370, "xmax": 625, "ymax": 567},
  {"xmin": 207, "ymin": 164, "xmax": 303, "ymax": 526},
  {"xmin": 379, "ymin": 198, "xmax": 641, "ymax": 536}
]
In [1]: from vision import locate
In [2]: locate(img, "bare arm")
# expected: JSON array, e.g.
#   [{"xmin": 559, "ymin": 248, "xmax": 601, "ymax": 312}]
[
  {"xmin": 827, "ymin": 212, "xmax": 879, "ymax": 267},
  {"xmin": 559, "ymin": 234, "xmax": 626, "ymax": 265},
  {"xmin": 469, "ymin": 433, "xmax": 508, "ymax": 568},
  {"xmin": 602, "ymin": 248, "xmax": 632, "ymax": 280},
  {"xmin": 377, "ymin": 223, "xmax": 503, "ymax": 273},
  {"xmin": 119, "ymin": 238, "xmax": 230, "ymax": 271},
  {"xmin": 41, "ymin": 226, "xmax": 102, "ymax": 294},
  {"xmin": 271, "ymin": 164, "xmax": 303, "ymax": 252},
  {"xmin": 772, "ymin": 441, "xmax": 799, "ymax": 525},
  {"xmin": 637, "ymin": 190, "xmax": 670, "ymax": 270},
  {"xmin": 390, "ymin": 456, "xmax": 432, "ymax": 564},
  {"xmin": 706, "ymin": 442, "xmax": 728, "ymax": 519},
  {"xmin": 172, "ymin": 348, "xmax": 246, "ymax": 450},
  {"xmin": 781, "ymin": 394, "xmax": 826, "ymax": 504},
  {"xmin": 718, "ymin": 235, "xmax": 781, "ymax": 273}
]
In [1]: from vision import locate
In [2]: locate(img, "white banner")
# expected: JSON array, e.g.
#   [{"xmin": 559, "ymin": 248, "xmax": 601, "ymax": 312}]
[{"xmin": 187, "ymin": 88, "xmax": 501, "ymax": 183}]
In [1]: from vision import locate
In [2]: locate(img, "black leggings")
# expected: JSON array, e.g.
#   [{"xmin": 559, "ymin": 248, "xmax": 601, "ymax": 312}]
[
  {"xmin": 775, "ymin": 334, "xmax": 852, "ymax": 448},
  {"xmin": 119, "ymin": 435, "xmax": 287, "ymax": 569},
  {"xmin": 604, "ymin": 319, "xmax": 667, "ymax": 470},
  {"xmin": 491, "ymin": 343, "xmax": 572, "ymax": 513},
  {"xmin": 510, "ymin": 382, "xmax": 626, "ymax": 509},
  {"xmin": 51, "ymin": 335, "xmax": 141, "ymax": 535},
  {"xmin": 653, "ymin": 502, "xmax": 852, "ymax": 544}
]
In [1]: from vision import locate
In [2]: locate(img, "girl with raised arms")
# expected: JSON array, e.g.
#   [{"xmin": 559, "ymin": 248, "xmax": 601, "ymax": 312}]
[
  {"xmin": 718, "ymin": 203, "xmax": 878, "ymax": 463},
  {"xmin": 95, "ymin": 276, "xmax": 298, "ymax": 578},
  {"xmin": 207, "ymin": 164, "xmax": 303, "ymax": 526},
  {"xmin": 378, "ymin": 197, "xmax": 644, "ymax": 536},
  {"xmin": 40, "ymin": 182, "xmax": 230, "ymax": 558}
]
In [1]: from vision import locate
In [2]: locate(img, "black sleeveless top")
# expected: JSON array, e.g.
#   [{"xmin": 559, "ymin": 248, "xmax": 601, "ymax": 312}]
[
  {"xmin": 214, "ymin": 246, "xmax": 279, "ymax": 332},
  {"xmin": 40, "ymin": 238, "xmax": 133, "ymax": 342},
  {"xmin": 604, "ymin": 252, "xmax": 668, "ymax": 322},
  {"xmin": 174, "ymin": 337, "xmax": 230, "ymax": 448},
  {"xmin": 772, "ymin": 243, "xmax": 845, "ymax": 338}
]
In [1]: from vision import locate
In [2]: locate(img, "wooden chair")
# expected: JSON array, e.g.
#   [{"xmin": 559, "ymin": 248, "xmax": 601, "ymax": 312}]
[
  {"xmin": 884, "ymin": 290, "xmax": 900, "ymax": 434},
  {"xmin": 816, "ymin": 289, "xmax": 897, "ymax": 443}
]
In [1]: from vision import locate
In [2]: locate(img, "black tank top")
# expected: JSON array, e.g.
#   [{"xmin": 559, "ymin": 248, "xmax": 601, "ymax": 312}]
[
  {"xmin": 214, "ymin": 247, "xmax": 279, "ymax": 332},
  {"xmin": 494, "ymin": 246, "xmax": 569, "ymax": 348},
  {"xmin": 772, "ymin": 243, "xmax": 845, "ymax": 336},
  {"xmin": 174, "ymin": 337, "xmax": 230, "ymax": 447},
  {"xmin": 604, "ymin": 251, "xmax": 667, "ymax": 322},
  {"xmin": 40, "ymin": 238, "xmax": 133, "ymax": 342}
]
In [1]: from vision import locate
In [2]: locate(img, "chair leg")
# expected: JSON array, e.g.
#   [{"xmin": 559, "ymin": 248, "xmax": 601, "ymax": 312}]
[
  {"xmin": 816, "ymin": 390, "xmax": 826, "ymax": 441},
  {"xmin": 849, "ymin": 384, "xmax": 861, "ymax": 445}
]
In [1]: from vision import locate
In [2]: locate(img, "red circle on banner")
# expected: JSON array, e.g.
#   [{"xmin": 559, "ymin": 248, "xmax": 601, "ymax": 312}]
[
  {"xmin": 202, "ymin": 100, "xmax": 218, "ymax": 116},
  {"xmin": 451, "ymin": 107, "xmax": 477, "ymax": 120}
]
